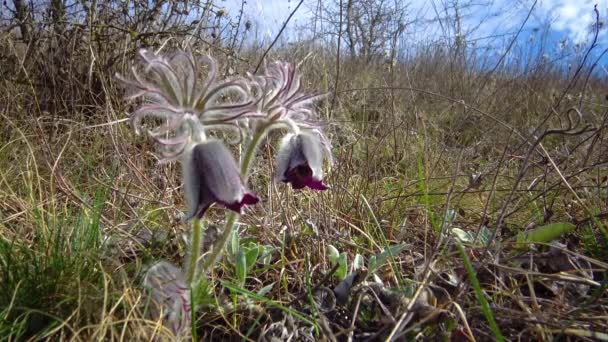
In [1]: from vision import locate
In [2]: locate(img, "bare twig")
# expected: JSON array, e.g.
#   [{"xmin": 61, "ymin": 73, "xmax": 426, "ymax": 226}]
[{"xmin": 253, "ymin": 0, "xmax": 305, "ymax": 74}]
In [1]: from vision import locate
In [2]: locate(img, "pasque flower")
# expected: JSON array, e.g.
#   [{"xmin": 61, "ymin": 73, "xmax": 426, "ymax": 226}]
[
  {"xmin": 119, "ymin": 49, "xmax": 263, "ymax": 220},
  {"xmin": 120, "ymin": 49, "xmax": 334, "ymax": 337},
  {"xmin": 183, "ymin": 140, "xmax": 259, "ymax": 219},
  {"xmin": 276, "ymin": 131, "xmax": 329, "ymax": 190},
  {"xmin": 248, "ymin": 61, "xmax": 333, "ymax": 189}
]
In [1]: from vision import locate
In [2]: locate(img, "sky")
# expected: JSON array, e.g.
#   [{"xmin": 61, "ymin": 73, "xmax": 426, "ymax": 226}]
[
  {"xmin": 222, "ymin": 0, "xmax": 606, "ymax": 40},
  {"xmin": 540, "ymin": 0, "xmax": 606, "ymax": 42},
  {"xmin": 223, "ymin": 0, "xmax": 316, "ymax": 39},
  {"xmin": 221, "ymin": 0, "xmax": 607, "ymax": 65}
]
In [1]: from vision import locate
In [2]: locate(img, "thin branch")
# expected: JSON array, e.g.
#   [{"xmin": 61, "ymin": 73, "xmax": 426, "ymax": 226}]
[{"xmin": 254, "ymin": 0, "xmax": 305, "ymax": 74}]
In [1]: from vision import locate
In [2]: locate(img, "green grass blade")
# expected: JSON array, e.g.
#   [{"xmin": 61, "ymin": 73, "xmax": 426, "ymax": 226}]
[
  {"xmin": 361, "ymin": 195, "xmax": 406, "ymax": 288},
  {"xmin": 415, "ymin": 134, "xmax": 439, "ymax": 232},
  {"xmin": 455, "ymin": 239, "xmax": 504, "ymax": 341}
]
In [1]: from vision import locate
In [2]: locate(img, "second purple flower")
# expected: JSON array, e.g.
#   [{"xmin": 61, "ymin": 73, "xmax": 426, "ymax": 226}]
[{"xmin": 276, "ymin": 132, "xmax": 329, "ymax": 191}]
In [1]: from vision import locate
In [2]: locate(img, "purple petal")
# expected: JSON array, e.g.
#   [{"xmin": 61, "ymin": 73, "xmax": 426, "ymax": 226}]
[
  {"xmin": 185, "ymin": 140, "xmax": 258, "ymax": 219},
  {"xmin": 284, "ymin": 163, "xmax": 329, "ymax": 191},
  {"xmin": 303, "ymin": 178, "xmax": 329, "ymax": 190},
  {"xmin": 277, "ymin": 133, "xmax": 329, "ymax": 191},
  {"xmin": 221, "ymin": 192, "xmax": 260, "ymax": 213}
]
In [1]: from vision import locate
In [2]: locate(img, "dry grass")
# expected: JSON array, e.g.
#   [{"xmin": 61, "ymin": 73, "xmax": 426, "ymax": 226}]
[{"xmin": 1, "ymin": 3, "xmax": 608, "ymax": 341}]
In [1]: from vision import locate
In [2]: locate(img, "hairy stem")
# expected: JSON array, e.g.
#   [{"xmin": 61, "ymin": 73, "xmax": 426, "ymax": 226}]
[
  {"xmin": 186, "ymin": 218, "xmax": 204, "ymax": 285},
  {"xmin": 201, "ymin": 124, "xmax": 269, "ymax": 273},
  {"xmin": 241, "ymin": 123, "xmax": 269, "ymax": 181}
]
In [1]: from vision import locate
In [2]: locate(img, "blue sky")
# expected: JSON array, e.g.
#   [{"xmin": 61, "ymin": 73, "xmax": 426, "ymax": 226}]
[
  {"xmin": 223, "ymin": 0, "xmax": 315, "ymax": 39},
  {"xmin": 222, "ymin": 0, "xmax": 606, "ymax": 41},
  {"xmin": 222, "ymin": 0, "xmax": 607, "ymax": 66}
]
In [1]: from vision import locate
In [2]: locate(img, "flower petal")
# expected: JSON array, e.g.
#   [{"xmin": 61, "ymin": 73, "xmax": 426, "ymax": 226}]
[
  {"xmin": 222, "ymin": 192, "xmax": 260, "ymax": 213},
  {"xmin": 276, "ymin": 133, "xmax": 297, "ymax": 181},
  {"xmin": 276, "ymin": 132, "xmax": 329, "ymax": 191},
  {"xmin": 185, "ymin": 140, "xmax": 258, "ymax": 219},
  {"xmin": 298, "ymin": 132, "xmax": 325, "ymax": 179}
]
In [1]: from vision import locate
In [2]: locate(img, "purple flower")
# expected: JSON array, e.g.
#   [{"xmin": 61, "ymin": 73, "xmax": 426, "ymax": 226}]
[
  {"xmin": 276, "ymin": 132, "xmax": 329, "ymax": 190},
  {"xmin": 183, "ymin": 139, "xmax": 259, "ymax": 219}
]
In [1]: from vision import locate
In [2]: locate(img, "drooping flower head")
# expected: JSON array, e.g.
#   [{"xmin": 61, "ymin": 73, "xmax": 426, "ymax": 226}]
[
  {"xmin": 183, "ymin": 140, "xmax": 259, "ymax": 219},
  {"xmin": 119, "ymin": 49, "xmax": 333, "ymax": 216},
  {"xmin": 117, "ymin": 49, "xmax": 257, "ymax": 162},
  {"xmin": 118, "ymin": 49, "xmax": 260, "ymax": 217},
  {"xmin": 120, "ymin": 50, "xmax": 335, "ymax": 338},
  {"xmin": 249, "ymin": 62, "xmax": 333, "ymax": 190},
  {"xmin": 276, "ymin": 131, "xmax": 330, "ymax": 190}
]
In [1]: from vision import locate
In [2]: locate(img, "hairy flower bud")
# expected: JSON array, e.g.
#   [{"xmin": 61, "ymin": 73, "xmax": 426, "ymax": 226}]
[{"xmin": 142, "ymin": 261, "xmax": 190, "ymax": 337}]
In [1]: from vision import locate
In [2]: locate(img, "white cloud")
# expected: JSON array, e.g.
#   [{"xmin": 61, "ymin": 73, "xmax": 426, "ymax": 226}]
[{"xmin": 539, "ymin": 0, "xmax": 603, "ymax": 43}]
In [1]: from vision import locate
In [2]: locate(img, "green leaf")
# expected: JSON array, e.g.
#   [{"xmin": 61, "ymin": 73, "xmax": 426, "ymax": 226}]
[
  {"xmin": 368, "ymin": 255, "xmax": 377, "ymax": 271},
  {"xmin": 228, "ymin": 229, "xmax": 240, "ymax": 258},
  {"xmin": 337, "ymin": 252, "xmax": 348, "ymax": 280},
  {"xmin": 353, "ymin": 254, "xmax": 364, "ymax": 271},
  {"xmin": 452, "ymin": 227, "xmax": 474, "ymax": 243},
  {"xmin": 372, "ymin": 272, "xmax": 383, "ymax": 285},
  {"xmin": 192, "ymin": 277, "xmax": 214, "ymax": 307},
  {"xmin": 477, "ymin": 226, "xmax": 492, "ymax": 245},
  {"xmin": 327, "ymin": 245, "xmax": 340, "ymax": 265},
  {"xmin": 257, "ymin": 283, "xmax": 275, "ymax": 296},
  {"xmin": 236, "ymin": 249, "xmax": 247, "ymax": 285},
  {"xmin": 443, "ymin": 209, "xmax": 457, "ymax": 228},
  {"xmin": 245, "ymin": 245, "xmax": 260, "ymax": 271},
  {"xmin": 260, "ymin": 245, "xmax": 276, "ymax": 264},
  {"xmin": 369, "ymin": 244, "xmax": 408, "ymax": 272},
  {"xmin": 516, "ymin": 223, "xmax": 575, "ymax": 249}
]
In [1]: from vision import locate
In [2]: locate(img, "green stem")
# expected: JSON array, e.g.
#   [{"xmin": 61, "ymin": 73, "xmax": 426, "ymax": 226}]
[
  {"xmin": 201, "ymin": 124, "xmax": 268, "ymax": 272},
  {"xmin": 186, "ymin": 218, "xmax": 203, "ymax": 285},
  {"xmin": 241, "ymin": 124, "xmax": 269, "ymax": 181},
  {"xmin": 201, "ymin": 212, "xmax": 238, "ymax": 271}
]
